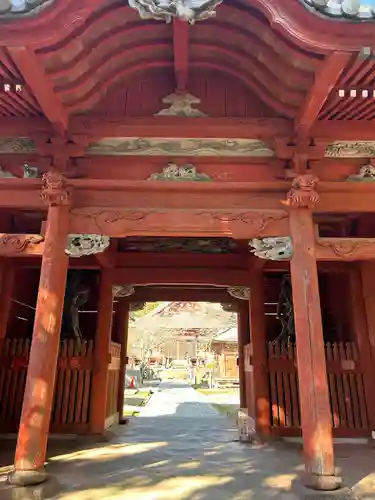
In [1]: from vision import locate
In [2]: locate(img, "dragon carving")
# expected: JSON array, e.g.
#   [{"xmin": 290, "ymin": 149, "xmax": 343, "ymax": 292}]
[{"xmin": 128, "ymin": 0, "xmax": 223, "ymax": 23}]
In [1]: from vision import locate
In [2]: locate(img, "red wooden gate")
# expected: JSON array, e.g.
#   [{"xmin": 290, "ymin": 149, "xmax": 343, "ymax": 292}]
[
  {"xmin": 0, "ymin": 338, "xmax": 94, "ymax": 433},
  {"xmin": 266, "ymin": 342, "xmax": 369, "ymax": 437},
  {"xmin": 105, "ymin": 341, "xmax": 121, "ymax": 428}
]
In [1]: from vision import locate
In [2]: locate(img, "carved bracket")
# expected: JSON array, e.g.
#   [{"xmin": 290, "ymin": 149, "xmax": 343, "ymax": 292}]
[
  {"xmin": 148, "ymin": 162, "xmax": 211, "ymax": 181},
  {"xmin": 65, "ymin": 234, "xmax": 110, "ymax": 258},
  {"xmin": 155, "ymin": 92, "xmax": 207, "ymax": 116},
  {"xmin": 41, "ymin": 169, "xmax": 71, "ymax": 206},
  {"xmin": 250, "ymin": 237, "xmax": 293, "ymax": 261},
  {"xmin": 227, "ymin": 286, "xmax": 250, "ymax": 300},
  {"xmin": 128, "ymin": 0, "xmax": 223, "ymax": 24},
  {"xmin": 346, "ymin": 164, "xmax": 375, "ymax": 182},
  {"xmin": 113, "ymin": 285, "xmax": 135, "ymax": 298}
]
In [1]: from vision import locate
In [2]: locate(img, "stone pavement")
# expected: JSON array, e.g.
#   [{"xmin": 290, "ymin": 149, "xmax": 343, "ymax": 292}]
[
  {"xmin": 1, "ymin": 382, "xmax": 375, "ymax": 499},
  {"xmin": 138, "ymin": 380, "xmax": 220, "ymax": 418}
]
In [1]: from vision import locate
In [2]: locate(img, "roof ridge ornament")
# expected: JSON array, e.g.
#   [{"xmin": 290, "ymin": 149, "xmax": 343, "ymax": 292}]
[{"xmin": 128, "ymin": 0, "xmax": 223, "ymax": 24}]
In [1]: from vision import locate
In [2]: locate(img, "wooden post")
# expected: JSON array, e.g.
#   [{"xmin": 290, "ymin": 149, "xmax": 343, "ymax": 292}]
[
  {"xmin": 8, "ymin": 171, "xmax": 70, "ymax": 487},
  {"xmin": 116, "ymin": 299, "xmax": 130, "ymax": 424},
  {"xmin": 90, "ymin": 268, "xmax": 114, "ymax": 433},
  {"xmin": 0, "ymin": 261, "xmax": 15, "ymax": 339},
  {"xmin": 289, "ymin": 199, "xmax": 339, "ymax": 490},
  {"xmin": 248, "ymin": 270, "xmax": 271, "ymax": 437},
  {"xmin": 358, "ymin": 262, "xmax": 375, "ymax": 437},
  {"xmin": 237, "ymin": 301, "xmax": 249, "ymax": 409}
]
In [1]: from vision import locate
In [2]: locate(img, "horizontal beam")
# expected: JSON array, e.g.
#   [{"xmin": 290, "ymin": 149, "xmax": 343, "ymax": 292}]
[
  {"xmin": 129, "ymin": 287, "xmax": 236, "ymax": 303},
  {"xmin": 116, "ymin": 253, "xmax": 248, "ymax": 269},
  {"xmin": 112, "ymin": 267, "xmax": 249, "ymax": 286},
  {"xmin": 316, "ymin": 238, "xmax": 375, "ymax": 261},
  {"xmin": 0, "ymin": 234, "xmax": 44, "ymax": 256},
  {"xmin": 70, "ymin": 117, "xmax": 293, "ymax": 140}
]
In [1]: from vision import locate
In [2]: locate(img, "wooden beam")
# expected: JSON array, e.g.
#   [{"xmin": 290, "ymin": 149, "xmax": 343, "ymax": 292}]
[
  {"xmin": 130, "ymin": 287, "xmax": 236, "ymax": 303},
  {"xmin": 311, "ymin": 120, "xmax": 375, "ymax": 141},
  {"xmin": 0, "ymin": 234, "xmax": 44, "ymax": 257},
  {"xmin": 173, "ymin": 19, "xmax": 190, "ymax": 91},
  {"xmin": 115, "ymin": 253, "xmax": 248, "ymax": 269},
  {"xmin": 295, "ymin": 52, "xmax": 352, "ymax": 137},
  {"xmin": 112, "ymin": 267, "xmax": 249, "ymax": 286},
  {"xmin": 7, "ymin": 47, "xmax": 68, "ymax": 135},
  {"xmin": 315, "ymin": 238, "xmax": 375, "ymax": 261},
  {"xmin": 69, "ymin": 116, "xmax": 293, "ymax": 140}
]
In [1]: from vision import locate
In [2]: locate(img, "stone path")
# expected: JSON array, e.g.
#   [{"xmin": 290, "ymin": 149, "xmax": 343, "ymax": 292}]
[
  {"xmin": 138, "ymin": 381, "xmax": 220, "ymax": 418},
  {"xmin": 1, "ymin": 382, "xmax": 375, "ymax": 499}
]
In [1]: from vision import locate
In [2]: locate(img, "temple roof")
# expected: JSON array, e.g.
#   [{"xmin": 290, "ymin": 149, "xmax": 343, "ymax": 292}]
[{"xmin": 300, "ymin": 0, "xmax": 375, "ymax": 20}]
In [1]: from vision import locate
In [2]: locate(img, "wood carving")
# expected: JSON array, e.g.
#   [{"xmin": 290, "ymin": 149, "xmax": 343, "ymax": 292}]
[
  {"xmin": 148, "ymin": 163, "xmax": 211, "ymax": 181},
  {"xmin": 0, "ymin": 234, "xmax": 44, "ymax": 255},
  {"xmin": 155, "ymin": 92, "xmax": 207, "ymax": 117},
  {"xmin": 300, "ymin": 0, "xmax": 375, "ymax": 19},
  {"xmin": 315, "ymin": 238, "xmax": 375, "ymax": 261},
  {"xmin": 250, "ymin": 237, "xmax": 293, "ymax": 261},
  {"xmin": 128, "ymin": 0, "xmax": 223, "ymax": 23},
  {"xmin": 69, "ymin": 208, "xmax": 290, "ymax": 239},
  {"xmin": 0, "ymin": 0, "xmax": 53, "ymax": 15},
  {"xmin": 346, "ymin": 164, "xmax": 375, "ymax": 182},
  {"xmin": 283, "ymin": 174, "xmax": 319, "ymax": 209},
  {"xmin": 41, "ymin": 169, "xmax": 71, "ymax": 206}
]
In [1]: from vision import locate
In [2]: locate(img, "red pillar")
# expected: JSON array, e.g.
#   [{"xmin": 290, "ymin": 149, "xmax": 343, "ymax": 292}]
[
  {"xmin": 0, "ymin": 261, "xmax": 15, "ymax": 339},
  {"xmin": 90, "ymin": 269, "xmax": 114, "ymax": 433},
  {"xmin": 116, "ymin": 299, "xmax": 130, "ymax": 424},
  {"xmin": 289, "ymin": 207, "xmax": 339, "ymax": 490},
  {"xmin": 237, "ymin": 301, "xmax": 249, "ymax": 409},
  {"xmin": 248, "ymin": 270, "xmax": 271, "ymax": 437},
  {"xmin": 9, "ymin": 171, "xmax": 70, "ymax": 486},
  {"xmin": 357, "ymin": 263, "xmax": 375, "ymax": 436}
]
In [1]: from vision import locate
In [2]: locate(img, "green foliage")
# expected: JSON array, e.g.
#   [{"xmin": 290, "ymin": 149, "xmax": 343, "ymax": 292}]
[{"xmin": 130, "ymin": 302, "xmax": 163, "ymax": 320}]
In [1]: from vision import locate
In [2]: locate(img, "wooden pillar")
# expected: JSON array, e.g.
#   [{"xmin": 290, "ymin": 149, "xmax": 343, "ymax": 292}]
[
  {"xmin": 9, "ymin": 171, "xmax": 70, "ymax": 487},
  {"xmin": 0, "ymin": 261, "xmax": 15, "ymax": 339},
  {"xmin": 90, "ymin": 269, "xmax": 114, "ymax": 434},
  {"xmin": 288, "ymin": 188, "xmax": 339, "ymax": 490},
  {"xmin": 248, "ymin": 270, "xmax": 271, "ymax": 437},
  {"xmin": 237, "ymin": 301, "xmax": 249, "ymax": 409},
  {"xmin": 357, "ymin": 263, "xmax": 375, "ymax": 436},
  {"xmin": 116, "ymin": 299, "xmax": 130, "ymax": 424}
]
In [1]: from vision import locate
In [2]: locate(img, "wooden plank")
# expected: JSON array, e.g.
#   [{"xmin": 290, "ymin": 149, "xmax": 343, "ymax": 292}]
[
  {"xmin": 74, "ymin": 342, "xmax": 87, "ymax": 425},
  {"xmin": 81, "ymin": 340, "xmax": 93, "ymax": 425}
]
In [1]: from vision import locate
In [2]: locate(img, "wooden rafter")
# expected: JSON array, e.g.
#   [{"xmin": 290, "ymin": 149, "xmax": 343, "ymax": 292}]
[
  {"xmin": 7, "ymin": 47, "xmax": 68, "ymax": 135},
  {"xmin": 295, "ymin": 52, "xmax": 352, "ymax": 137},
  {"xmin": 172, "ymin": 19, "xmax": 190, "ymax": 91}
]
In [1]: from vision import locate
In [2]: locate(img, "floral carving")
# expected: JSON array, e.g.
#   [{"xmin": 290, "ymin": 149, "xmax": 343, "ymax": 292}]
[
  {"xmin": 300, "ymin": 0, "xmax": 375, "ymax": 20},
  {"xmin": 41, "ymin": 170, "xmax": 71, "ymax": 206},
  {"xmin": 227, "ymin": 287, "xmax": 250, "ymax": 300},
  {"xmin": 316, "ymin": 238, "xmax": 375, "ymax": 260},
  {"xmin": 0, "ymin": 234, "xmax": 44, "ymax": 254},
  {"xmin": 250, "ymin": 237, "xmax": 293, "ymax": 261},
  {"xmin": 346, "ymin": 164, "xmax": 375, "ymax": 182},
  {"xmin": 283, "ymin": 174, "xmax": 319, "ymax": 209},
  {"xmin": 113, "ymin": 285, "xmax": 135, "ymax": 298},
  {"xmin": 65, "ymin": 234, "xmax": 110, "ymax": 258},
  {"xmin": 148, "ymin": 163, "xmax": 211, "ymax": 181}
]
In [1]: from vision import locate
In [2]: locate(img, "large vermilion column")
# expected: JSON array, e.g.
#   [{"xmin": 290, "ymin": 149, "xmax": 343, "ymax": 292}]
[
  {"xmin": 286, "ymin": 175, "xmax": 339, "ymax": 491},
  {"xmin": 90, "ymin": 268, "xmax": 114, "ymax": 434},
  {"xmin": 9, "ymin": 171, "xmax": 71, "ymax": 486},
  {"xmin": 248, "ymin": 270, "xmax": 270, "ymax": 437},
  {"xmin": 116, "ymin": 299, "xmax": 130, "ymax": 423}
]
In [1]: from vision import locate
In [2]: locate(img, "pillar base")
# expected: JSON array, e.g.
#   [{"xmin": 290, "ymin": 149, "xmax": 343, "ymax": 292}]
[
  {"xmin": 292, "ymin": 480, "xmax": 356, "ymax": 499},
  {"xmin": 5, "ymin": 472, "xmax": 59, "ymax": 500},
  {"xmin": 119, "ymin": 417, "xmax": 129, "ymax": 425},
  {"xmin": 303, "ymin": 473, "xmax": 343, "ymax": 491},
  {"xmin": 7, "ymin": 469, "xmax": 48, "ymax": 487}
]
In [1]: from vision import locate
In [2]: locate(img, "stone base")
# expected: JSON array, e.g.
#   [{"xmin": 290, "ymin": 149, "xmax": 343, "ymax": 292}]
[
  {"xmin": 2, "ymin": 476, "xmax": 59, "ymax": 500},
  {"xmin": 119, "ymin": 417, "xmax": 129, "ymax": 425},
  {"xmin": 291, "ymin": 480, "xmax": 357, "ymax": 500},
  {"xmin": 303, "ymin": 474, "xmax": 342, "ymax": 491}
]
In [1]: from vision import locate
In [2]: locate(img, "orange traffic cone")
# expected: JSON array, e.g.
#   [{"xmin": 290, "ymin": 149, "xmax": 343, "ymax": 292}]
[{"xmin": 129, "ymin": 376, "xmax": 135, "ymax": 389}]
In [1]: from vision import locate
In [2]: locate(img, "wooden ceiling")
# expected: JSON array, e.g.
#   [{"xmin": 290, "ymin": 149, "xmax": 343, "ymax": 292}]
[{"xmin": 0, "ymin": 0, "xmax": 375, "ymax": 138}]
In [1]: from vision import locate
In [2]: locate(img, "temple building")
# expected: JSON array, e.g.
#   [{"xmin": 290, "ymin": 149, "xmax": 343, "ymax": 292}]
[{"xmin": 1, "ymin": 0, "xmax": 375, "ymax": 496}]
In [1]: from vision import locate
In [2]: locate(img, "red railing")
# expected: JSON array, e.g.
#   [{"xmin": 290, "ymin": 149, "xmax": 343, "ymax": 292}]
[
  {"xmin": 0, "ymin": 338, "xmax": 94, "ymax": 433},
  {"xmin": 266, "ymin": 341, "xmax": 369, "ymax": 437}
]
